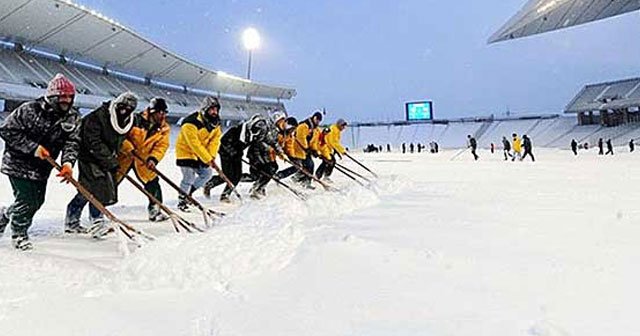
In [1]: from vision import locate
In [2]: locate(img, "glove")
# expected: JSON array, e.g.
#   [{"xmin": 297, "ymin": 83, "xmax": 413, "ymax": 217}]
[
  {"xmin": 34, "ymin": 145, "xmax": 50, "ymax": 160},
  {"xmin": 146, "ymin": 157, "xmax": 158, "ymax": 170},
  {"xmin": 56, "ymin": 162, "xmax": 73, "ymax": 184}
]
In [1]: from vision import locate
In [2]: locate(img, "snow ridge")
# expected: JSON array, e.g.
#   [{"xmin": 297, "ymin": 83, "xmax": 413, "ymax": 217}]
[{"xmin": 109, "ymin": 175, "xmax": 406, "ymax": 292}]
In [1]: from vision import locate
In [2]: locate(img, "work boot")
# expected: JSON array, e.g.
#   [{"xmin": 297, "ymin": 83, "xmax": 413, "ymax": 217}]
[
  {"xmin": 64, "ymin": 224, "xmax": 89, "ymax": 234},
  {"xmin": 203, "ymin": 184, "xmax": 212, "ymax": 199},
  {"xmin": 219, "ymin": 194, "xmax": 232, "ymax": 204},
  {"xmin": 302, "ymin": 180, "xmax": 316, "ymax": 190},
  {"xmin": 249, "ymin": 186, "xmax": 265, "ymax": 200},
  {"xmin": 12, "ymin": 235, "xmax": 33, "ymax": 251},
  {"xmin": 149, "ymin": 206, "xmax": 170, "ymax": 222},
  {"xmin": 177, "ymin": 197, "xmax": 191, "ymax": 213}
]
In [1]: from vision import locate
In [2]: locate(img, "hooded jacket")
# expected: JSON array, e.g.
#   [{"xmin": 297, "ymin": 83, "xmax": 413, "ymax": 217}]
[
  {"xmin": 327, "ymin": 124, "xmax": 346, "ymax": 155},
  {"xmin": 116, "ymin": 110, "xmax": 170, "ymax": 183},
  {"xmin": 77, "ymin": 102, "xmax": 129, "ymax": 205},
  {"xmin": 175, "ymin": 111, "xmax": 222, "ymax": 168},
  {"xmin": 513, "ymin": 136, "xmax": 522, "ymax": 153},
  {"xmin": 291, "ymin": 118, "xmax": 316, "ymax": 159}
]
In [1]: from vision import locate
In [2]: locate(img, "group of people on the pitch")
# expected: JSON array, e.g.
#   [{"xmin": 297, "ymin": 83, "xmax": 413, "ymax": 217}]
[
  {"xmin": 467, "ymin": 133, "xmax": 534, "ymax": 162},
  {"xmin": 0, "ymin": 74, "xmax": 348, "ymax": 250},
  {"xmin": 571, "ymin": 138, "xmax": 636, "ymax": 156}
]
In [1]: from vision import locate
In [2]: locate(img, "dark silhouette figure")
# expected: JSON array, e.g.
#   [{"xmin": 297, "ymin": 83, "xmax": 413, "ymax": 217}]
[
  {"xmin": 521, "ymin": 135, "xmax": 535, "ymax": 161},
  {"xmin": 402, "ymin": 143, "xmax": 406, "ymax": 154},
  {"xmin": 502, "ymin": 136, "xmax": 511, "ymax": 161},
  {"xmin": 571, "ymin": 139, "xmax": 578, "ymax": 156},
  {"xmin": 387, "ymin": 144, "xmax": 391, "ymax": 152},
  {"xmin": 409, "ymin": 143, "xmax": 415, "ymax": 153},
  {"xmin": 467, "ymin": 135, "xmax": 478, "ymax": 160},
  {"xmin": 629, "ymin": 139, "xmax": 635, "ymax": 153},
  {"xmin": 598, "ymin": 138, "xmax": 604, "ymax": 155},
  {"xmin": 605, "ymin": 139, "xmax": 614, "ymax": 155}
]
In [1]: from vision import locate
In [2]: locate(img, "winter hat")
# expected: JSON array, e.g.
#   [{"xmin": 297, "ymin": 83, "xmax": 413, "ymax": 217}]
[
  {"xmin": 284, "ymin": 117, "xmax": 298, "ymax": 131},
  {"xmin": 148, "ymin": 97, "xmax": 168, "ymax": 114},
  {"xmin": 109, "ymin": 92, "xmax": 137, "ymax": 135},
  {"xmin": 312, "ymin": 111, "xmax": 323, "ymax": 121},
  {"xmin": 245, "ymin": 114, "xmax": 268, "ymax": 143},
  {"xmin": 271, "ymin": 111, "xmax": 287, "ymax": 124},
  {"xmin": 46, "ymin": 73, "xmax": 76, "ymax": 97},
  {"xmin": 200, "ymin": 96, "xmax": 221, "ymax": 112},
  {"xmin": 336, "ymin": 118, "xmax": 348, "ymax": 127}
]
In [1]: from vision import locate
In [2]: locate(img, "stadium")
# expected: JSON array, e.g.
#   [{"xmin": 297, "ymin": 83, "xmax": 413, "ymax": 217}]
[
  {"xmin": 0, "ymin": 0, "xmax": 295, "ymax": 124},
  {"xmin": 0, "ymin": 1, "xmax": 639, "ymax": 336}
]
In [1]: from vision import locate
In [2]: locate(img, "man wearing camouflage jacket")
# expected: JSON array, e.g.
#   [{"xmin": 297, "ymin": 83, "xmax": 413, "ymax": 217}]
[{"xmin": 0, "ymin": 74, "xmax": 81, "ymax": 250}]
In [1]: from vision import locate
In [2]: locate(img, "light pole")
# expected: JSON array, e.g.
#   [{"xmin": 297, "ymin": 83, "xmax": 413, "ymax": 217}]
[{"xmin": 242, "ymin": 27, "xmax": 260, "ymax": 80}]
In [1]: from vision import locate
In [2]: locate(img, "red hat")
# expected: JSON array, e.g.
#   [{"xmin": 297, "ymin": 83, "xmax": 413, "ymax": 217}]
[{"xmin": 46, "ymin": 74, "xmax": 75, "ymax": 97}]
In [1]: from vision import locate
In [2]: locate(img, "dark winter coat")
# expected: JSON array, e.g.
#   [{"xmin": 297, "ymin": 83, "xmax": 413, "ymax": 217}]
[
  {"xmin": 0, "ymin": 98, "xmax": 81, "ymax": 181},
  {"xmin": 219, "ymin": 124, "xmax": 248, "ymax": 158},
  {"xmin": 523, "ymin": 137, "xmax": 532, "ymax": 151},
  {"xmin": 469, "ymin": 138, "xmax": 477, "ymax": 149},
  {"xmin": 219, "ymin": 118, "xmax": 277, "ymax": 159},
  {"xmin": 248, "ymin": 121, "xmax": 281, "ymax": 165},
  {"xmin": 502, "ymin": 139, "xmax": 511, "ymax": 151},
  {"xmin": 571, "ymin": 140, "xmax": 578, "ymax": 150},
  {"xmin": 77, "ymin": 102, "xmax": 127, "ymax": 206}
]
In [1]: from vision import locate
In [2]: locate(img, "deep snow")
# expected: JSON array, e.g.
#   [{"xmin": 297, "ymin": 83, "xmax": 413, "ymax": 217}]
[{"xmin": 1, "ymin": 146, "xmax": 639, "ymax": 336}]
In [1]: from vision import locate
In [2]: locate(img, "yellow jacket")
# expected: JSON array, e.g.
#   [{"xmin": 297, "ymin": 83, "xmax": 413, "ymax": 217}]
[
  {"xmin": 326, "ymin": 124, "xmax": 346, "ymax": 155},
  {"xmin": 117, "ymin": 111, "xmax": 170, "ymax": 183},
  {"xmin": 513, "ymin": 137, "xmax": 522, "ymax": 153},
  {"xmin": 310, "ymin": 129, "xmax": 332, "ymax": 160},
  {"xmin": 175, "ymin": 111, "xmax": 222, "ymax": 167},
  {"xmin": 291, "ymin": 120, "xmax": 315, "ymax": 159}
]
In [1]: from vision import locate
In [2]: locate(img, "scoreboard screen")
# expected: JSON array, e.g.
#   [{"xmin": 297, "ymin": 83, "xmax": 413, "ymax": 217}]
[{"xmin": 405, "ymin": 101, "xmax": 433, "ymax": 121}]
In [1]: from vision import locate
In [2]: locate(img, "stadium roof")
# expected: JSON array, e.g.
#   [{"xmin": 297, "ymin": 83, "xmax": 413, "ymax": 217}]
[
  {"xmin": 565, "ymin": 77, "xmax": 640, "ymax": 113},
  {"xmin": 0, "ymin": 0, "xmax": 295, "ymax": 100},
  {"xmin": 489, "ymin": 0, "xmax": 640, "ymax": 43}
]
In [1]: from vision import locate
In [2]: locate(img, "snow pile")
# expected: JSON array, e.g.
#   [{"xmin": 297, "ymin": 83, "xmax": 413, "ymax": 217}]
[{"xmin": 110, "ymin": 175, "xmax": 406, "ymax": 292}]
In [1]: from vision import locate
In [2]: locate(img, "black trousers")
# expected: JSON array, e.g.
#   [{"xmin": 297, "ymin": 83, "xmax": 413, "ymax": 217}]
[
  {"xmin": 471, "ymin": 147, "xmax": 479, "ymax": 160},
  {"xmin": 296, "ymin": 155, "xmax": 315, "ymax": 183},
  {"xmin": 251, "ymin": 161, "xmax": 278, "ymax": 191},
  {"xmin": 221, "ymin": 155, "xmax": 242, "ymax": 199},
  {"xmin": 2, "ymin": 177, "xmax": 47, "ymax": 238},
  {"xmin": 522, "ymin": 149, "xmax": 535, "ymax": 161},
  {"xmin": 316, "ymin": 154, "xmax": 336, "ymax": 179},
  {"xmin": 276, "ymin": 158, "xmax": 303, "ymax": 180}
]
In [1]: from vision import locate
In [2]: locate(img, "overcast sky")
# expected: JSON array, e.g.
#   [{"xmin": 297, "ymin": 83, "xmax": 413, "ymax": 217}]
[{"xmin": 77, "ymin": 0, "xmax": 640, "ymax": 122}]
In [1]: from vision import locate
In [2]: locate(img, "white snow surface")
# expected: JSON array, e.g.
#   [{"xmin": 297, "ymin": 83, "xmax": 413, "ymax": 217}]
[{"xmin": 1, "ymin": 147, "xmax": 639, "ymax": 336}]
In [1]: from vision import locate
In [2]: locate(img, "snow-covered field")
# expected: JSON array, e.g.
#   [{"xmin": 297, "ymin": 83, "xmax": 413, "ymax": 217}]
[{"xmin": 1, "ymin": 146, "xmax": 639, "ymax": 336}]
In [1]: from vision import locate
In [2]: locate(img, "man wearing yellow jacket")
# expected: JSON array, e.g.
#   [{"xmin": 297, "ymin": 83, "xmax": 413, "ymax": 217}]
[
  {"xmin": 116, "ymin": 98, "xmax": 170, "ymax": 221},
  {"xmin": 315, "ymin": 119, "xmax": 347, "ymax": 181},
  {"xmin": 511, "ymin": 133, "xmax": 522, "ymax": 161},
  {"xmin": 175, "ymin": 96, "xmax": 222, "ymax": 211},
  {"xmin": 291, "ymin": 111, "xmax": 323, "ymax": 188}
]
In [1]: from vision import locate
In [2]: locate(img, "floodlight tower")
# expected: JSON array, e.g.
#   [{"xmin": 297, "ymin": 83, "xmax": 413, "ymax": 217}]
[{"xmin": 242, "ymin": 27, "xmax": 261, "ymax": 80}]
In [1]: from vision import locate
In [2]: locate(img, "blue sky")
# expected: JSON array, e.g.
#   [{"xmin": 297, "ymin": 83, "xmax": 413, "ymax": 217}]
[{"xmin": 77, "ymin": 0, "xmax": 640, "ymax": 122}]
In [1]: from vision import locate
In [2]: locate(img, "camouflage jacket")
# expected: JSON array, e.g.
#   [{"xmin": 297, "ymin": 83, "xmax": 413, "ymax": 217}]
[{"xmin": 0, "ymin": 98, "xmax": 81, "ymax": 181}]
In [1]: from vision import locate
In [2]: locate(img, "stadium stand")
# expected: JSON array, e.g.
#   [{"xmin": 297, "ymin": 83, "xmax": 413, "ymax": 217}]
[
  {"xmin": 489, "ymin": 0, "xmax": 640, "ymax": 43},
  {"xmin": 0, "ymin": 0, "xmax": 296, "ymax": 122},
  {"xmin": 565, "ymin": 77, "xmax": 640, "ymax": 127}
]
